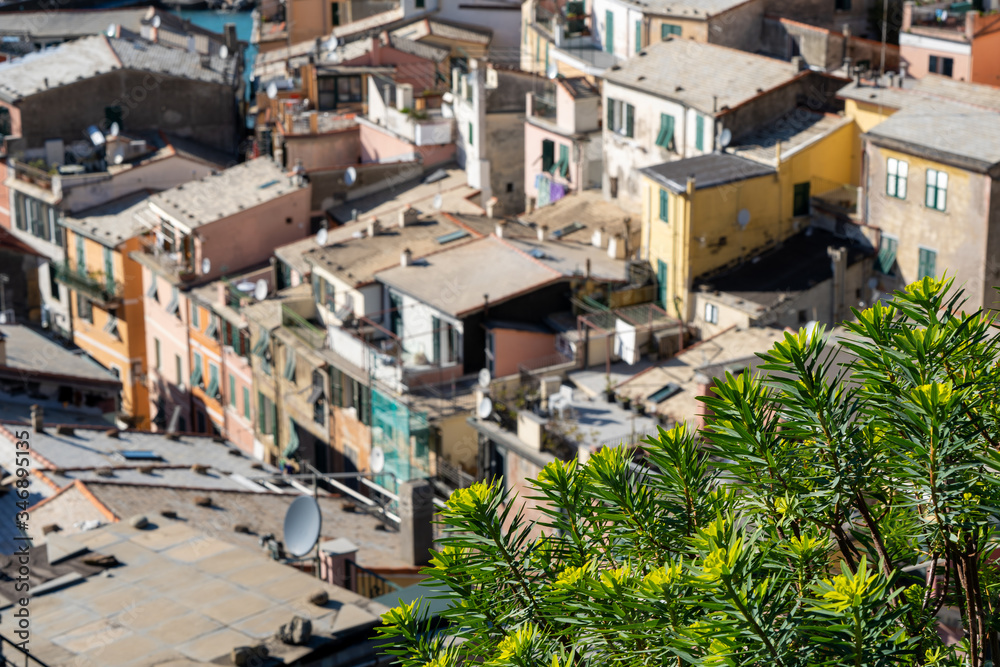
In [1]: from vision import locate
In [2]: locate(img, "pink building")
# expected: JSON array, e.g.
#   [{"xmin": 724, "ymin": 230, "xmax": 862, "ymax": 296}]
[
  {"xmin": 132, "ymin": 158, "xmax": 312, "ymax": 441},
  {"xmin": 524, "ymin": 77, "xmax": 603, "ymax": 212},
  {"xmin": 900, "ymin": 1, "xmax": 1000, "ymax": 86}
]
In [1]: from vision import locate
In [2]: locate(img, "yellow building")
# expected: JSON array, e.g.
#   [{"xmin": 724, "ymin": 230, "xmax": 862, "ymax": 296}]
[
  {"xmin": 639, "ymin": 110, "xmax": 856, "ymax": 321},
  {"xmin": 56, "ymin": 194, "xmax": 150, "ymax": 428}
]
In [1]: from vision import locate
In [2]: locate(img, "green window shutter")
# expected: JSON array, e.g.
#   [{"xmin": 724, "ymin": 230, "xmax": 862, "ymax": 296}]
[
  {"xmin": 258, "ymin": 392, "xmax": 265, "ymax": 432},
  {"xmin": 877, "ymin": 236, "xmax": 898, "ymax": 275},
  {"xmin": 243, "ymin": 387, "xmax": 250, "ymax": 419},
  {"xmin": 558, "ymin": 144, "xmax": 569, "ymax": 177},
  {"xmin": 76, "ymin": 236, "xmax": 85, "ymax": 273},
  {"xmin": 606, "ymin": 98, "xmax": 615, "ymax": 130},
  {"xmin": 695, "ymin": 115, "xmax": 705, "ymax": 151},
  {"xmin": 793, "ymin": 182, "xmax": 810, "ymax": 217},
  {"xmin": 918, "ymin": 248, "xmax": 937, "ymax": 280},
  {"xmin": 191, "ymin": 303, "xmax": 199, "ymax": 329},
  {"xmin": 206, "ymin": 363, "xmax": 219, "ymax": 398},
  {"xmin": 331, "ymin": 368, "xmax": 343, "ymax": 407},
  {"xmin": 468, "ymin": 122, "xmax": 474, "ymax": 146},
  {"xmin": 103, "ymin": 247, "xmax": 114, "ymax": 291},
  {"xmin": 542, "ymin": 139, "xmax": 555, "ymax": 172},
  {"xmin": 659, "ymin": 189, "xmax": 669, "ymax": 222},
  {"xmin": 432, "ymin": 316, "xmax": 441, "ymax": 363},
  {"xmin": 657, "ymin": 259, "xmax": 667, "ymax": 307},
  {"xmin": 283, "ymin": 346, "xmax": 297, "ymax": 381},
  {"xmin": 605, "ymin": 10, "xmax": 614, "ymax": 53},
  {"xmin": 625, "ymin": 104, "xmax": 634, "ymax": 138},
  {"xmin": 545, "ymin": 41, "xmax": 550, "ymax": 71},
  {"xmin": 635, "ymin": 20, "xmax": 641, "ymax": 53},
  {"xmin": 229, "ymin": 375, "xmax": 236, "ymax": 407},
  {"xmin": 656, "ymin": 114, "xmax": 674, "ymax": 149},
  {"xmin": 191, "ymin": 353, "xmax": 203, "ymax": 387},
  {"xmin": 661, "ymin": 23, "xmax": 681, "ymax": 39}
]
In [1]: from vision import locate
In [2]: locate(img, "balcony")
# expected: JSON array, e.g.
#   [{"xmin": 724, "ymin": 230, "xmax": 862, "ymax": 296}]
[
  {"xmin": 282, "ymin": 304, "xmax": 327, "ymax": 349},
  {"xmin": 9, "ymin": 159, "xmax": 53, "ymax": 190},
  {"xmin": 137, "ymin": 235, "xmax": 195, "ymax": 282},
  {"xmin": 51, "ymin": 260, "xmax": 123, "ymax": 307}
]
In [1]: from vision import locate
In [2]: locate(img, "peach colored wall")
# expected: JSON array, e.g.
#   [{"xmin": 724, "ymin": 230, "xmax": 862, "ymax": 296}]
[
  {"xmin": 285, "ymin": 127, "xmax": 361, "ymax": 171},
  {"xmin": 143, "ymin": 266, "xmax": 192, "ymax": 433},
  {"xmin": 194, "ymin": 187, "xmax": 312, "ymax": 282},
  {"xmin": 0, "ymin": 102, "xmax": 21, "ymax": 140},
  {"xmin": 342, "ymin": 42, "xmax": 439, "ymax": 93},
  {"xmin": 359, "ymin": 124, "xmax": 455, "ymax": 166},
  {"xmin": 900, "ymin": 44, "xmax": 972, "ymax": 80},
  {"xmin": 523, "ymin": 123, "xmax": 581, "ymax": 201},
  {"xmin": 189, "ymin": 301, "xmax": 224, "ymax": 434},
  {"xmin": 972, "ymin": 14, "xmax": 1000, "ymax": 87},
  {"xmin": 0, "ymin": 162, "xmax": 10, "ymax": 229},
  {"xmin": 492, "ymin": 328, "xmax": 557, "ymax": 378},
  {"xmin": 222, "ymin": 348, "xmax": 256, "ymax": 455}
]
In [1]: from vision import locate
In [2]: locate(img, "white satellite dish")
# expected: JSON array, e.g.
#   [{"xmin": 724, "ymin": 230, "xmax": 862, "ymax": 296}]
[
  {"xmin": 201, "ymin": 257, "xmax": 211, "ymax": 274},
  {"xmin": 236, "ymin": 280, "xmax": 255, "ymax": 293},
  {"xmin": 266, "ymin": 82, "xmax": 278, "ymax": 99},
  {"xmin": 477, "ymin": 396, "xmax": 493, "ymax": 420},
  {"xmin": 478, "ymin": 368, "xmax": 491, "ymax": 389},
  {"xmin": 219, "ymin": 44, "xmax": 229, "ymax": 60},
  {"xmin": 370, "ymin": 446, "xmax": 385, "ymax": 474},
  {"xmin": 719, "ymin": 128, "xmax": 732, "ymax": 148},
  {"xmin": 113, "ymin": 153, "xmax": 124, "ymax": 165},
  {"xmin": 106, "ymin": 23, "xmax": 117, "ymax": 37},
  {"xmin": 254, "ymin": 279, "xmax": 268, "ymax": 301},
  {"xmin": 316, "ymin": 228, "xmax": 329, "ymax": 246},
  {"xmin": 344, "ymin": 166, "xmax": 357, "ymax": 186},
  {"xmin": 432, "ymin": 193, "xmax": 443, "ymax": 210},
  {"xmin": 109, "ymin": 122, "xmax": 120, "ymax": 137},
  {"xmin": 151, "ymin": 15, "xmax": 161, "ymax": 28},
  {"xmin": 737, "ymin": 209, "xmax": 751, "ymax": 227},
  {"xmin": 87, "ymin": 125, "xmax": 105, "ymax": 147},
  {"xmin": 546, "ymin": 62, "xmax": 558, "ymax": 80},
  {"xmin": 283, "ymin": 495, "xmax": 322, "ymax": 558},
  {"xmin": 0, "ymin": 313, "xmax": 6, "ymax": 325},
  {"xmin": 324, "ymin": 35, "xmax": 339, "ymax": 51}
]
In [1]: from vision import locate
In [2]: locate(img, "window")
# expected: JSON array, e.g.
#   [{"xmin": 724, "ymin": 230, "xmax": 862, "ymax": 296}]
[
  {"xmin": 886, "ymin": 157, "xmax": 908, "ymax": 199},
  {"xmin": 705, "ymin": 302, "xmax": 719, "ymax": 325},
  {"xmin": 230, "ymin": 375, "xmax": 236, "ymax": 407},
  {"xmin": 154, "ymin": 338, "xmax": 161, "ymax": 371},
  {"xmin": 103, "ymin": 247, "xmax": 114, "ymax": 292},
  {"xmin": 659, "ymin": 188, "xmax": 669, "ymax": 222},
  {"xmin": 635, "ymin": 20, "xmax": 641, "ymax": 53},
  {"xmin": 77, "ymin": 294, "xmax": 93, "ymax": 324},
  {"xmin": 331, "ymin": 1, "xmax": 340, "ymax": 25},
  {"xmin": 284, "ymin": 346, "xmax": 297, "ymax": 381},
  {"xmin": 918, "ymin": 247, "xmax": 937, "ymax": 280},
  {"xmin": 317, "ymin": 75, "xmax": 362, "ymax": 110},
  {"xmin": 657, "ymin": 259, "xmax": 667, "ymax": 307},
  {"xmin": 76, "ymin": 236, "xmax": 86, "ymax": 274},
  {"xmin": 191, "ymin": 353, "xmax": 203, "ymax": 388},
  {"xmin": 175, "ymin": 354, "xmax": 182, "ymax": 386},
  {"xmin": 661, "ymin": 23, "xmax": 681, "ymax": 39},
  {"xmin": 835, "ymin": 0, "xmax": 850, "ymax": 9},
  {"xmin": 389, "ymin": 292, "xmax": 403, "ymax": 337},
  {"xmin": 655, "ymin": 114, "xmax": 675, "ymax": 151},
  {"xmin": 929, "ymin": 55, "xmax": 954, "ymax": 77},
  {"xmin": 468, "ymin": 122, "xmax": 474, "ymax": 146},
  {"xmin": 415, "ymin": 0, "xmax": 424, "ymax": 7},
  {"xmin": 695, "ymin": 115, "xmax": 705, "ymax": 152},
  {"xmin": 556, "ymin": 144, "xmax": 569, "ymax": 178},
  {"xmin": 793, "ymin": 182, "xmax": 811, "ymax": 217},
  {"xmin": 207, "ymin": 363, "xmax": 219, "ymax": 398},
  {"xmin": 925, "ymin": 169, "xmax": 947, "ymax": 211},
  {"xmin": 146, "ymin": 274, "xmax": 159, "ymax": 302},
  {"xmin": 196, "ymin": 410, "xmax": 206, "ymax": 434},
  {"xmin": 51, "ymin": 209, "xmax": 62, "ymax": 246},
  {"xmin": 191, "ymin": 303, "xmax": 200, "ymax": 329},
  {"xmin": 205, "ymin": 315, "xmax": 218, "ymax": 339},
  {"xmin": 166, "ymin": 286, "xmax": 180, "ymax": 317},
  {"xmin": 243, "ymin": 386, "xmax": 250, "ymax": 419},
  {"xmin": 14, "ymin": 194, "xmax": 26, "ymax": 231},
  {"xmin": 48, "ymin": 264, "xmax": 60, "ymax": 300},
  {"xmin": 605, "ymin": 10, "xmax": 614, "ymax": 53},
  {"xmin": 541, "ymin": 139, "xmax": 555, "ymax": 172},
  {"xmin": 606, "ymin": 98, "xmax": 634, "ymax": 137},
  {"xmin": 877, "ymin": 235, "xmax": 898, "ymax": 275}
]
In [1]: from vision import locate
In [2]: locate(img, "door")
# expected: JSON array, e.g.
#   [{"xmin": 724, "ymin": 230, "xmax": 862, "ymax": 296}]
[
  {"xmin": 605, "ymin": 10, "xmax": 614, "ymax": 53},
  {"xmin": 657, "ymin": 260, "xmax": 667, "ymax": 308}
]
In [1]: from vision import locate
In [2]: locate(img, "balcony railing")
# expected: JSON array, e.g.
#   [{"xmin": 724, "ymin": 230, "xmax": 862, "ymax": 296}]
[
  {"xmin": 282, "ymin": 304, "xmax": 327, "ymax": 349},
  {"xmin": 51, "ymin": 260, "xmax": 123, "ymax": 306},
  {"xmin": 138, "ymin": 235, "xmax": 194, "ymax": 280},
  {"xmin": 9, "ymin": 158, "xmax": 53, "ymax": 190}
]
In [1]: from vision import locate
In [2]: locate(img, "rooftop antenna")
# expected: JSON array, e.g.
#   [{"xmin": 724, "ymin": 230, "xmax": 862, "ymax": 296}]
[
  {"xmin": 254, "ymin": 279, "xmax": 268, "ymax": 301},
  {"xmin": 283, "ymin": 495, "xmax": 322, "ymax": 558}
]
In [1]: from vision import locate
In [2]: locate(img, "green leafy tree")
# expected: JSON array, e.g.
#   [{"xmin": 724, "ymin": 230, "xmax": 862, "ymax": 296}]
[{"xmin": 379, "ymin": 279, "xmax": 1000, "ymax": 666}]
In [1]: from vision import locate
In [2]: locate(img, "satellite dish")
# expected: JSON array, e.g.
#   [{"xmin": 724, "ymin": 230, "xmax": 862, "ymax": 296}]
[
  {"xmin": 283, "ymin": 495, "xmax": 322, "ymax": 558},
  {"xmin": 546, "ymin": 62, "xmax": 558, "ymax": 80},
  {"xmin": 737, "ymin": 209, "xmax": 751, "ymax": 227},
  {"xmin": 151, "ymin": 15, "xmax": 161, "ymax": 28},
  {"xmin": 0, "ymin": 313, "xmax": 6, "ymax": 324},
  {"xmin": 477, "ymin": 396, "xmax": 493, "ymax": 420},
  {"xmin": 201, "ymin": 257, "xmax": 211, "ymax": 274},
  {"xmin": 113, "ymin": 153, "xmax": 124, "ymax": 165},
  {"xmin": 266, "ymin": 82, "xmax": 278, "ymax": 99},
  {"xmin": 316, "ymin": 228, "xmax": 329, "ymax": 246},
  {"xmin": 344, "ymin": 166, "xmax": 357, "ymax": 186},
  {"xmin": 220, "ymin": 44, "xmax": 229, "ymax": 60},
  {"xmin": 254, "ymin": 279, "xmax": 268, "ymax": 301},
  {"xmin": 87, "ymin": 125, "xmax": 105, "ymax": 147},
  {"xmin": 324, "ymin": 35, "xmax": 339, "ymax": 51},
  {"xmin": 236, "ymin": 280, "xmax": 255, "ymax": 293},
  {"xmin": 109, "ymin": 122, "xmax": 120, "ymax": 137},
  {"xmin": 720, "ymin": 128, "xmax": 732, "ymax": 148},
  {"xmin": 478, "ymin": 368, "xmax": 491, "ymax": 389},
  {"xmin": 370, "ymin": 446, "xmax": 385, "ymax": 474},
  {"xmin": 106, "ymin": 23, "xmax": 117, "ymax": 37},
  {"xmin": 432, "ymin": 193, "xmax": 443, "ymax": 210}
]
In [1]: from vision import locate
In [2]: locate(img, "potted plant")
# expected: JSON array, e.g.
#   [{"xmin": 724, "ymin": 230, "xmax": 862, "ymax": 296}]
[{"xmin": 603, "ymin": 376, "xmax": 615, "ymax": 402}]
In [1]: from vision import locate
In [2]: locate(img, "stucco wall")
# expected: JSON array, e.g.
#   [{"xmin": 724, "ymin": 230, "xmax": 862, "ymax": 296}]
[
  {"xmin": 971, "ymin": 13, "xmax": 1000, "ymax": 87},
  {"xmin": 899, "ymin": 35, "xmax": 972, "ymax": 80},
  {"xmin": 491, "ymin": 327, "xmax": 557, "ymax": 377},
  {"xmin": 60, "ymin": 156, "xmax": 218, "ymax": 214},
  {"xmin": 359, "ymin": 123, "xmax": 455, "ymax": 167},
  {"xmin": 143, "ymin": 267, "xmax": 192, "ymax": 433},
  {"xmin": 284, "ymin": 127, "xmax": 361, "ymax": 171},
  {"xmin": 223, "ymin": 347, "xmax": 256, "ymax": 456},
  {"xmin": 484, "ymin": 111, "xmax": 526, "ymax": 214}
]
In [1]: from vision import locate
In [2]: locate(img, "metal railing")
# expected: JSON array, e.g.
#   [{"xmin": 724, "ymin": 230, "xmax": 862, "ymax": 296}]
[
  {"xmin": 50, "ymin": 259, "xmax": 123, "ymax": 305},
  {"xmin": 346, "ymin": 559, "xmax": 400, "ymax": 599},
  {"xmin": 138, "ymin": 236, "xmax": 194, "ymax": 278},
  {"xmin": 281, "ymin": 304, "xmax": 327, "ymax": 349},
  {"xmin": 437, "ymin": 457, "xmax": 475, "ymax": 491},
  {"xmin": 9, "ymin": 158, "xmax": 53, "ymax": 189},
  {"xmin": 0, "ymin": 634, "xmax": 51, "ymax": 666}
]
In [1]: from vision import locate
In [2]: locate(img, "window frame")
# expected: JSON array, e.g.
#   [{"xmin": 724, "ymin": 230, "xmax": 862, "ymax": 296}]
[
  {"xmin": 925, "ymin": 168, "xmax": 947, "ymax": 211},
  {"xmin": 918, "ymin": 247, "xmax": 937, "ymax": 280},
  {"xmin": 886, "ymin": 157, "xmax": 908, "ymax": 199},
  {"xmin": 658, "ymin": 188, "xmax": 669, "ymax": 222},
  {"xmin": 705, "ymin": 302, "xmax": 719, "ymax": 325}
]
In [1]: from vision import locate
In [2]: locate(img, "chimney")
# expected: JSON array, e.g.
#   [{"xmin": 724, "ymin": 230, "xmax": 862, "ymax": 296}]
[
  {"xmin": 367, "ymin": 216, "xmax": 381, "ymax": 237},
  {"xmin": 397, "ymin": 479, "xmax": 434, "ymax": 566},
  {"xmin": 401, "ymin": 248, "xmax": 412, "ymax": 267},
  {"xmin": 966, "ymin": 10, "xmax": 979, "ymax": 42},
  {"xmin": 396, "ymin": 83, "xmax": 414, "ymax": 111},
  {"xmin": 537, "ymin": 224, "xmax": 547, "ymax": 242},
  {"xmin": 791, "ymin": 55, "xmax": 805, "ymax": 71},
  {"xmin": 486, "ymin": 196, "xmax": 499, "ymax": 219},
  {"xmin": 902, "ymin": 1, "xmax": 913, "ymax": 32},
  {"xmin": 494, "ymin": 220, "xmax": 505, "ymax": 238},
  {"xmin": 686, "ymin": 176, "xmax": 696, "ymax": 196},
  {"xmin": 592, "ymin": 227, "xmax": 604, "ymax": 248},
  {"xmin": 585, "ymin": 257, "xmax": 591, "ymax": 278},
  {"xmin": 30, "ymin": 404, "xmax": 43, "ymax": 433},
  {"xmin": 899, "ymin": 61, "xmax": 908, "ymax": 84},
  {"xmin": 828, "ymin": 245, "xmax": 847, "ymax": 323},
  {"xmin": 224, "ymin": 22, "xmax": 238, "ymax": 53},
  {"xmin": 309, "ymin": 112, "xmax": 319, "ymax": 134},
  {"xmin": 607, "ymin": 234, "xmax": 625, "ymax": 259},
  {"xmin": 398, "ymin": 205, "xmax": 418, "ymax": 228}
]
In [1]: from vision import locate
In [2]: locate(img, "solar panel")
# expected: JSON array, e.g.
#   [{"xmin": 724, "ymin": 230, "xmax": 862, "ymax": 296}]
[
  {"xmin": 436, "ymin": 230, "xmax": 470, "ymax": 244},
  {"xmin": 648, "ymin": 383, "xmax": 682, "ymax": 403},
  {"xmin": 115, "ymin": 450, "xmax": 163, "ymax": 462}
]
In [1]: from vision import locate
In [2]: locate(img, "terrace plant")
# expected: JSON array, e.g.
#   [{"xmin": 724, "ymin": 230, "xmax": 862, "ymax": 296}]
[{"xmin": 379, "ymin": 278, "xmax": 1000, "ymax": 666}]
